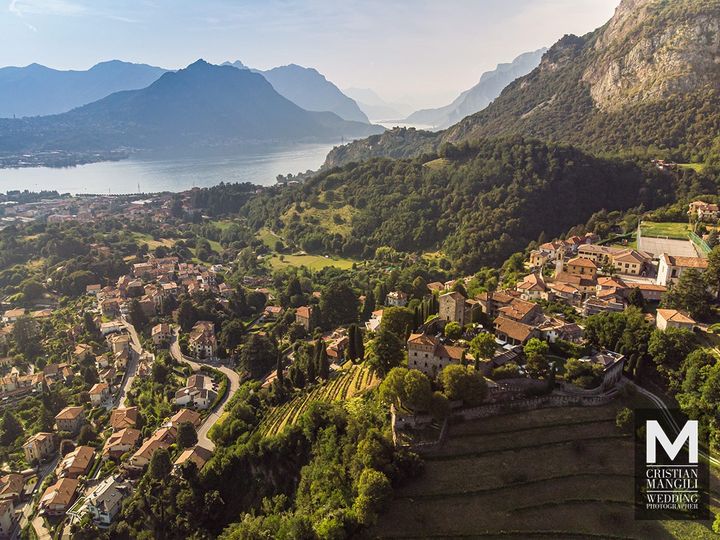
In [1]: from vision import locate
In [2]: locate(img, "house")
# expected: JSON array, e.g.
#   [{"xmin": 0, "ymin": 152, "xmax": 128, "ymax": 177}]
[
  {"xmin": 553, "ymin": 271, "xmax": 597, "ymax": 296},
  {"xmin": 538, "ymin": 319, "xmax": 584, "ymax": 343},
  {"xmin": 426, "ymin": 282, "xmax": 445, "ymax": 293},
  {"xmin": 58, "ymin": 445, "xmax": 95, "ymax": 478},
  {"xmin": 656, "ymin": 253, "xmax": 709, "ymax": 286},
  {"xmin": 0, "ymin": 474, "xmax": 24, "ymax": 502},
  {"xmin": 634, "ymin": 283, "xmax": 667, "ymax": 302},
  {"xmin": 438, "ymin": 291, "xmax": 473, "ymax": 327},
  {"xmin": 151, "ymin": 323, "xmax": 172, "ymax": 346},
  {"xmin": 582, "ymin": 297, "xmax": 625, "ymax": 317},
  {"xmin": 100, "ymin": 320, "xmax": 124, "ymax": 336},
  {"xmin": 102, "ymin": 428, "xmax": 141, "ymax": 460},
  {"xmin": 109, "ymin": 407, "xmax": 139, "ymax": 430},
  {"xmin": 0, "ymin": 500, "xmax": 14, "ymax": 539},
  {"xmin": 128, "ymin": 427, "xmax": 177, "ymax": 469},
  {"xmin": 167, "ymin": 408, "xmax": 202, "ymax": 429},
  {"xmin": 85, "ymin": 284, "xmax": 102, "ymax": 296},
  {"xmin": 188, "ymin": 321, "xmax": 217, "ymax": 359},
  {"xmin": 23, "ymin": 432, "xmax": 55, "ymax": 463},
  {"xmin": 548, "ymin": 281, "xmax": 582, "ymax": 305},
  {"xmin": 365, "ymin": 309, "xmax": 383, "ymax": 332},
  {"xmin": 89, "ymin": 383, "xmax": 111, "ymax": 406},
  {"xmin": 516, "ymin": 273, "xmax": 549, "ymax": 301},
  {"xmin": 109, "ymin": 333, "xmax": 131, "ymax": 356},
  {"xmin": 493, "ymin": 317, "xmax": 537, "ymax": 346},
  {"xmin": 73, "ymin": 344, "xmax": 94, "ymax": 363},
  {"xmin": 406, "ymin": 333, "xmax": 465, "ymax": 378},
  {"xmin": 497, "ymin": 298, "xmax": 543, "ymax": 325},
  {"xmin": 174, "ymin": 374, "xmax": 218, "ymax": 409},
  {"xmin": 295, "ymin": 306, "xmax": 314, "ymax": 332},
  {"xmin": 262, "ymin": 306, "xmax": 284, "ymax": 320},
  {"xmin": 578, "ymin": 350, "xmax": 625, "ymax": 390},
  {"xmin": 55, "ymin": 406, "xmax": 85, "ymax": 434},
  {"xmin": 173, "ymin": 445, "xmax": 213, "ymax": 472},
  {"xmin": 564, "ymin": 257, "xmax": 598, "ymax": 279},
  {"xmin": 82, "ymin": 475, "xmax": 127, "ymax": 526},
  {"xmin": 386, "ymin": 291, "xmax": 408, "ymax": 307},
  {"xmin": 38, "ymin": 477, "xmax": 80, "ymax": 515},
  {"xmin": 610, "ymin": 249, "xmax": 650, "ymax": 276},
  {"xmin": 1, "ymin": 309, "xmax": 25, "ymax": 324},
  {"xmin": 656, "ymin": 309, "xmax": 696, "ymax": 331},
  {"xmin": 689, "ymin": 200, "xmax": 720, "ymax": 222},
  {"xmin": 476, "ymin": 290, "xmax": 519, "ymax": 319}
]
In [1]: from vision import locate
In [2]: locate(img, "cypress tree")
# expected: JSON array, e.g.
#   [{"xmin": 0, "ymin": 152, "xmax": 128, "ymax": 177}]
[
  {"xmin": 348, "ymin": 325, "xmax": 357, "ymax": 361},
  {"xmin": 355, "ymin": 328, "xmax": 365, "ymax": 361},
  {"xmin": 276, "ymin": 350, "xmax": 284, "ymax": 384},
  {"xmin": 319, "ymin": 344, "xmax": 330, "ymax": 380}
]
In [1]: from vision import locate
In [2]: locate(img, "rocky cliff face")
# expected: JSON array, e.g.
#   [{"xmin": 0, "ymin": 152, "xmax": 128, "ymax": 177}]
[{"xmin": 583, "ymin": 0, "xmax": 720, "ymax": 110}]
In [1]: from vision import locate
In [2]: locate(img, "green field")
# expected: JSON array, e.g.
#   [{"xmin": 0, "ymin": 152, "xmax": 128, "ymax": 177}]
[
  {"xmin": 678, "ymin": 163, "xmax": 707, "ymax": 173},
  {"xmin": 640, "ymin": 221, "xmax": 691, "ymax": 240},
  {"xmin": 258, "ymin": 363, "xmax": 380, "ymax": 438},
  {"xmin": 373, "ymin": 400, "xmax": 718, "ymax": 539},
  {"xmin": 268, "ymin": 253, "xmax": 355, "ymax": 271},
  {"xmin": 131, "ymin": 231, "xmax": 176, "ymax": 249}
]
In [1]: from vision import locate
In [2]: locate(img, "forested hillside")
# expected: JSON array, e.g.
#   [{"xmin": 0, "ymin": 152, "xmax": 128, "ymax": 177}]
[{"xmin": 245, "ymin": 137, "xmax": 701, "ymax": 272}]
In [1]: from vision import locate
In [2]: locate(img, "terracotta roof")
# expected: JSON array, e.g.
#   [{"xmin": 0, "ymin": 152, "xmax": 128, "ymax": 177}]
[
  {"xmin": 657, "ymin": 309, "xmax": 696, "ymax": 325},
  {"xmin": 567, "ymin": 257, "xmax": 598, "ymax": 269},
  {"xmin": 174, "ymin": 445, "xmax": 213, "ymax": 469},
  {"xmin": 494, "ymin": 316, "xmax": 535, "ymax": 343},
  {"xmin": 103, "ymin": 428, "xmax": 141, "ymax": 456},
  {"xmin": 110, "ymin": 407, "xmax": 139, "ymax": 430},
  {"xmin": 517, "ymin": 273, "xmax": 547, "ymax": 291},
  {"xmin": 661, "ymin": 254, "xmax": 709, "ymax": 269},
  {"xmin": 40, "ymin": 477, "xmax": 79, "ymax": 509},
  {"xmin": 55, "ymin": 406, "xmax": 84, "ymax": 421},
  {"xmin": 59, "ymin": 445, "xmax": 94, "ymax": 476},
  {"xmin": 407, "ymin": 333, "xmax": 438, "ymax": 347},
  {"xmin": 169, "ymin": 409, "xmax": 202, "ymax": 428},
  {"xmin": 597, "ymin": 277, "xmax": 628, "ymax": 289},
  {"xmin": 498, "ymin": 298, "xmax": 538, "ymax": 322},
  {"xmin": 89, "ymin": 383, "xmax": 109, "ymax": 396},
  {"xmin": 296, "ymin": 306, "xmax": 312, "ymax": 319}
]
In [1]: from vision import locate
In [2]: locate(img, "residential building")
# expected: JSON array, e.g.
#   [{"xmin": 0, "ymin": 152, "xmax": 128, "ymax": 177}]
[
  {"xmin": 1, "ymin": 309, "xmax": 25, "ymax": 324},
  {"xmin": 73, "ymin": 343, "xmax": 93, "ymax": 363},
  {"xmin": 109, "ymin": 334, "xmax": 131, "ymax": 356},
  {"xmin": 476, "ymin": 290, "xmax": 519, "ymax": 319},
  {"xmin": 295, "ymin": 306, "xmax": 314, "ymax": 332},
  {"xmin": 100, "ymin": 320, "xmax": 124, "ymax": 336},
  {"xmin": 0, "ymin": 474, "xmax": 24, "ymax": 502},
  {"xmin": 656, "ymin": 253, "xmax": 709, "ymax": 286},
  {"xmin": 89, "ymin": 383, "xmax": 111, "ymax": 407},
  {"xmin": 634, "ymin": 283, "xmax": 667, "ymax": 302},
  {"xmin": 656, "ymin": 309, "xmax": 696, "ymax": 331},
  {"xmin": 365, "ymin": 309, "xmax": 383, "ymax": 332},
  {"xmin": 689, "ymin": 200, "xmax": 720, "ymax": 222},
  {"xmin": 516, "ymin": 273, "xmax": 549, "ymax": 301},
  {"xmin": 577, "ymin": 350, "xmax": 625, "ymax": 390},
  {"xmin": 438, "ymin": 291, "xmax": 470, "ymax": 326},
  {"xmin": 167, "ymin": 408, "xmax": 202, "ymax": 429},
  {"xmin": 0, "ymin": 500, "xmax": 14, "ymax": 539},
  {"xmin": 109, "ymin": 407, "xmax": 139, "ymax": 430},
  {"xmin": 151, "ymin": 323, "xmax": 172, "ymax": 346},
  {"xmin": 565, "ymin": 257, "xmax": 598, "ymax": 279},
  {"xmin": 102, "ymin": 428, "xmax": 141, "ymax": 460},
  {"xmin": 174, "ymin": 445, "xmax": 213, "ymax": 472},
  {"xmin": 188, "ymin": 321, "xmax": 217, "ymax": 359},
  {"xmin": 386, "ymin": 291, "xmax": 408, "ymax": 307},
  {"xmin": 39, "ymin": 477, "xmax": 80, "ymax": 516},
  {"xmin": 128, "ymin": 426, "xmax": 176, "ymax": 469},
  {"xmin": 58, "ymin": 445, "xmax": 95, "ymax": 478},
  {"xmin": 538, "ymin": 319, "xmax": 584, "ymax": 343},
  {"xmin": 497, "ymin": 298, "xmax": 543, "ymax": 325},
  {"xmin": 582, "ymin": 297, "xmax": 625, "ymax": 317},
  {"xmin": 493, "ymin": 317, "xmax": 538, "ymax": 346},
  {"xmin": 55, "ymin": 406, "xmax": 85, "ymax": 434},
  {"xmin": 83, "ymin": 475, "xmax": 127, "ymax": 526},
  {"xmin": 406, "ymin": 333, "xmax": 465, "ymax": 378},
  {"xmin": 23, "ymin": 432, "xmax": 55, "ymax": 463},
  {"xmin": 174, "ymin": 374, "xmax": 218, "ymax": 409}
]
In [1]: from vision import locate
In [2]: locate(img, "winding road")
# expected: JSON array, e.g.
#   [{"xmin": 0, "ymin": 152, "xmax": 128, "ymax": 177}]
[{"xmin": 169, "ymin": 329, "xmax": 240, "ymax": 450}]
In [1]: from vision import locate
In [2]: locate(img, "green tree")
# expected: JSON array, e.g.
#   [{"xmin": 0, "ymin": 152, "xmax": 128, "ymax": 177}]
[
  {"xmin": 177, "ymin": 422, "xmax": 198, "ymax": 449},
  {"xmin": 402, "ymin": 370, "xmax": 432, "ymax": 411},
  {"xmin": 662, "ymin": 268, "xmax": 713, "ymax": 320},
  {"xmin": 1, "ymin": 410, "xmax": 22, "ymax": 446},
  {"xmin": 648, "ymin": 327, "xmax": 697, "ymax": 383},
  {"xmin": 240, "ymin": 334, "xmax": 277, "ymax": 380},
  {"xmin": 320, "ymin": 280, "xmax": 359, "ymax": 328},
  {"xmin": 380, "ymin": 306, "xmax": 415, "ymax": 339},
  {"xmin": 444, "ymin": 322, "xmax": 462, "ymax": 340},
  {"xmin": 177, "ymin": 300, "xmax": 199, "ymax": 333},
  {"xmin": 219, "ymin": 319, "xmax": 245, "ymax": 352},
  {"xmin": 129, "ymin": 299, "xmax": 149, "ymax": 332},
  {"xmin": 439, "ymin": 364, "xmax": 488, "ymax": 406},
  {"xmin": 470, "ymin": 332, "xmax": 496, "ymax": 362},
  {"xmin": 367, "ymin": 328, "xmax": 404, "ymax": 377},
  {"xmin": 78, "ymin": 424, "xmax": 97, "ymax": 445},
  {"xmin": 353, "ymin": 468, "xmax": 392, "ymax": 526},
  {"xmin": 361, "ymin": 289, "xmax": 376, "ymax": 321},
  {"xmin": 12, "ymin": 315, "xmax": 41, "ymax": 359},
  {"xmin": 148, "ymin": 448, "xmax": 172, "ymax": 480}
]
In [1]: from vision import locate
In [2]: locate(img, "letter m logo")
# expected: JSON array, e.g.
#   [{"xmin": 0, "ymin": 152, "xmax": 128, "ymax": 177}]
[{"xmin": 646, "ymin": 420, "xmax": 698, "ymax": 463}]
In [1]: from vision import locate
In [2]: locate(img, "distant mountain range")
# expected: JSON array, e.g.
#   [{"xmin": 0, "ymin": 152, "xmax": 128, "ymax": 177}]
[
  {"xmin": 0, "ymin": 60, "xmax": 383, "ymax": 154},
  {"xmin": 404, "ymin": 48, "xmax": 546, "ymax": 129},
  {"xmin": 326, "ymin": 0, "xmax": 720, "ymax": 167},
  {"xmin": 343, "ymin": 88, "xmax": 412, "ymax": 121},
  {"xmin": 0, "ymin": 60, "xmax": 167, "ymax": 118}
]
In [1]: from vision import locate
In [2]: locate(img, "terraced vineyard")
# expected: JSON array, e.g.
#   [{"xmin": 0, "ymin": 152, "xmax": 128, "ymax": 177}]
[
  {"xmin": 374, "ymin": 400, "xmax": 719, "ymax": 539},
  {"xmin": 258, "ymin": 363, "xmax": 380, "ymax": 438}
]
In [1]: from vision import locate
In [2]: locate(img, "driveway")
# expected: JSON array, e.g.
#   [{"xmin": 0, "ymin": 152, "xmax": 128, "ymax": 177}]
[{"xmin": 169, "ymin": 329, "xmax": 240, "ymax": 450}]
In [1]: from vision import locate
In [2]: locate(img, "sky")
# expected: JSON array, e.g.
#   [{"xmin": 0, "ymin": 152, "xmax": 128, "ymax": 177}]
[{"xmin": 2, "ymin": 0, "xmax": 619, "ymax": 109}]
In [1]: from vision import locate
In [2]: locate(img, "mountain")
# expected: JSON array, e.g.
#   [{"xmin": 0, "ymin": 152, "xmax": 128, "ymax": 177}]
[
  {"xmin": 242, "ymin": 64, "xmax": 369, "ymax": 123},
  {"xmin": 222, "ymin": 60, "xmax": 249, "ymax": 70},
  {"xmin": 0, "ymin": 60, "xmax": 383, "ymax": 154},
  {"xmin": 326, "ymin": 0, "xmax": 720, "ymax": 167},
  {"xmin": 0, "ymin": 60, "xmax": 167, "ymax": 118},
  {"xmin": 343, "ymin": 87, "xmax": 412, "ymax": 120},
  {"xmin": 404, "ymin": 48, "xmax": 546, "ymax": 129}
]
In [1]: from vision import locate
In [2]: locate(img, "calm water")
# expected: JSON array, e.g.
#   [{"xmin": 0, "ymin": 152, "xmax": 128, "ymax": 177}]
[{"xmin": 0, "ymin": 143, "xmax": 336, "ymax": 194}]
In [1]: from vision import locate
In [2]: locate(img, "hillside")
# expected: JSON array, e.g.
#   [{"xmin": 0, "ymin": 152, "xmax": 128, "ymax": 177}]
[
  {"xmin": 244, "ymin": 137, "xmax": 690, "ymax": 272},
  {"xmin": 0, "ymin": 60, "xmax": 167, "ymax": 118},
  {"xmin": 325, "ymin": 0, "xmax": 720, "ymax": 167},
  {"xmin": 405, "ymin": 48, "xmax": 546, "ymax": 129},
  {"xmin": 0, "ymin": 60, "xmax": 383, "ymax": 154},
  {"xmin": 260, "ymin": 64, "xmax": 369, "ymax": 123}
]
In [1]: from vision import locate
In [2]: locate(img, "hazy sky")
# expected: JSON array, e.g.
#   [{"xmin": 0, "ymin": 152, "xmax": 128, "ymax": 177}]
[{"xmin": 2, "ymin": 0, "xmax": 619, "ymax": 108}]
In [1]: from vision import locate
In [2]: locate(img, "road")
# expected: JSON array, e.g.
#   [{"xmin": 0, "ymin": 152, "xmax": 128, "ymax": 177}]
[
  {"xmin": 169, "ymin": 329, "xmax": 240, "ymax": 451},
  {"xmin": 115, "ymin": 319, "xmax": 141, "ymax": 408},
  {"xmin": 628, "ymin": 380, "xmax": 720, "ymax": 468}
]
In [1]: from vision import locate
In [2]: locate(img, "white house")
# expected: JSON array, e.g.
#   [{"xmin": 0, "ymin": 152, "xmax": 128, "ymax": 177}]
[
  {"xmin": 174, "ymin": 374, "xmax": 218, "ymax": 410},
  {"xmin": 656, "ymin": 253, "xmax": 708, "ymax": 286}
]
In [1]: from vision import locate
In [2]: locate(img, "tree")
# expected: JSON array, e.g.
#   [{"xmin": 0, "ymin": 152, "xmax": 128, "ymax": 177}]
[
  {"xmin": 21, "ymin": 279, "xmax": 44, "ymax": 302},
  {"xmin": 12, "ymin": 316, "xmax": 41, "ymax": 359},
  {"xmin": 177, "ymin": 300, "xmax": 199, "ymax": 333},
  {"xmin": 240, "ymin": 334, "xmax": 277, "ymax": 380},
  {"xmin": 615, "ymin": 407, "xmax": 633, "ymax": 432},
  {"xmin": 78, "ymin": 424, "xmax": 97, "ymax": 445},
  {"xmin": 444, "ymin": 322, "xmax": 462, "ymax": 340},
  {"xmin": 564, "ymin": 358, "xmax": 603, "ymax": 389},
  {"xmin": 662, "ymin": 268, "xmax": 713, "ymax": 320},
  {"xmin": 219, "ymin": 319, "xmax": 245, "ymax": 352},
  {"xmin": 129, "ymin": 299, "xmax": 149, "ymax": 332},
  {"xmin": 402, "ymin": 370, "xmax": 432, "ymax": 411},
  {"xmin": 361, "ymin": 289, "xmax": 376, "ymax": 321},
  {"xmin": 177, "ymin": 422, "xmax": 198, "ymax": 449},
  {"xmin": 380, "ymin": 306, "xmax": 415, "ymax": 339},
  {"xmin": 523, "ymin": 338, "xmax": 550, "ymax": 379},
  {"xmin": 379, "ymin": 367, "xmax": 408, "ymax": 407},
  {"xmin": 1, "ymin": 410, "xmax": 22, "ymax": 446},
  {"xmin": 320, "ymin": 280, "xmax": 359, "ymax": 328},
  {"xmin": 276, "ymin": 351, "xmax": 284, "ymax": 384},
  {"xmin": 317, "ymin": 342, "xmax": 330, "ymax": 380},
  {"xmin": 148, "ymin": 448, "xmax": 172, "ymax": 480},
  {"xmin": 347, "ymin": 325, "xmax": 358, "ymax": 361},
  {"xmin": 470, "ymin": 333, "xmax": 496, "ymax": 362},
  {"xmin": 648, "ymin": 327, "xmax": 697, "ymax": 382},
  {"xmin": 706, "ymin": 245, "xmax": 720, "ymax": 297},
  {"xmin": 429, "ymin": 391, "xmax": 451, "ymax": 420},
  {"xmin": 439, "ymin": 364, "xmax": 488, "ymax": 406},
  {"xmin": 355, "ymin": 327, "xmax": 365, "ymax": 361},
  {"xmin": 367, "ymin": 328, "xmax": 404, "ymax": 377},
  {"xmin": 412, "ymin": 276, "xmax": 428, "ymax": 299},
  {"xmin": 353, "ymin": 468, "xmax": 392, "ymax": 526},
  {"xmin": 626, "ymin": 287, "xmax": 645, "ymax": 309}
]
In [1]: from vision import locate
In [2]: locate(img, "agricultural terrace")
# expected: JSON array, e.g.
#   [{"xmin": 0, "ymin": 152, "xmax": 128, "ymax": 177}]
[
  {"xmin": 258, "ymin": 362, "xmax": 380, "ymax": 438},
  {"xmin": 374, "ymin": 398, "xmax": 720, "ymax": 539}
]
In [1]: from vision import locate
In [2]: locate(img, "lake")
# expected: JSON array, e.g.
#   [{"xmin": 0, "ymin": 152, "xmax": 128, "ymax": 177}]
[{"xmin": 0, "ymin": 143, "xmax": 336, "ymax": 194}]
